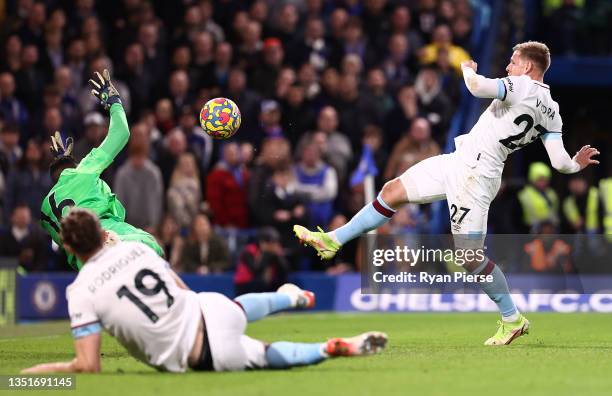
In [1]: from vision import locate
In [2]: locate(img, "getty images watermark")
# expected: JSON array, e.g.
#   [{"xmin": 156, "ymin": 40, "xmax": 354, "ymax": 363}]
[
  {"xmin": 371, "ymin": 244, "xmax": 491, "ymax": 285},
  {"xmin": 360, "ymin": 234, "xmax": 611, "ymax": 294}
]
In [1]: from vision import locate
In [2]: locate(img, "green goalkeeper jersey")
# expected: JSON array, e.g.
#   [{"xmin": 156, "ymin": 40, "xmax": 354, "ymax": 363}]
[{"xmin": 40, "ymin": 103, "xmax": 163, "ymax": 270}]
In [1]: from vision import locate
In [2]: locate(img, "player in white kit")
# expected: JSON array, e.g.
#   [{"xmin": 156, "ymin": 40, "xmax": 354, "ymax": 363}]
[
  {"xmin": 294, "ymin": 41, "xmax": 600, "ymax": 345},
  {"xmin": 22, "ymin": 208, "xmax": 387, "ymax": 374}
]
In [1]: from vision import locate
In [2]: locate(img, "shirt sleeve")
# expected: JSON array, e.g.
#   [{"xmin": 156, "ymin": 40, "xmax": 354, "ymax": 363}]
[
  {"xmin": 67, "ymin": 287, "xmax": 102, "ymax": 339},
  {"xmin": 499, "ymin": 75, "xmax": 531, "ymax": 106},
  {"xmin": 77, "ymin": 103, "xmax": 130, "ymax": 175},
  {"xmin": 541, "ymin": 133, "xmax": 581, "ymax": 174}
]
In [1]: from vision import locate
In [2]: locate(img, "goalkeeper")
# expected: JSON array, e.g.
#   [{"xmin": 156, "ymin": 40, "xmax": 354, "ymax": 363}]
[{"xmin": 40, "ymin": 69, "xmax": 164, "ymax": 270}]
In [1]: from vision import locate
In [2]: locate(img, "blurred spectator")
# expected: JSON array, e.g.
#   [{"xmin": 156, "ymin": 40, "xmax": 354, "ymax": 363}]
[
  {"xmin": 275, "ymin": 67, "xmax": 296, "ymax": 102},
  {"xmin": 384, "ymin": 85, "xmax": 420, "ymax": 148},
  {"xmin": 297, "ymin": 63, "xmax": 321, "ymax": 101},
  {"xmin": 292, "ymin": 17, "xmax": 329, "ymax": 71},
  {"xmin": 234, "ymin": 227, "xmax": 289, "ymax": 295},
  {"xmin": 341, "ymin": 54, "xmax": 364, "ymax": 80},
  {"xmin": 236, "ymin": 20, "xmax": 263, "ymax": 71},
  {"xmin": 41, "ymin": 107, "xmax": 63, "ymax": 139},
  {"xmin": 167, "ymin": 152, "xmax": 202, "ymax": 229},
  {"xmin": 337, "ymin": 17, "xmax": 377, "ymax": 69},
  {"xmin": 298, "ymin": 106, "xmax": 353, "ymax": 182},
  {"xmin": 518, "ymin": 162, "xmax": 559, "ymax": 232},
  {"xmin": 0, "ymin": 72, "xmax": 29, "ymax": 131},
  {"xmin": 14, "ymin": 44, "xmax": 44, "ymax": 112},
  {"xmin": 224, "ymin": 68, "xmax": 260, "ymax": 137},
  {"xmin": 335, "ymin": 74, "xmax": 369, "ymax": 149},
  {"xmin": 0, "ymin": 204, "xmax": 49, "ymax": 272},
  {"xmin": 414, "ymin": 66, "xmax": 452, "ymax": 143},
  {"xmin": 562, "ymin": 176, "xmax": 600, "ymax": 234},
  {"xmin": 295, "ymin": 141, "xmax": 338, "ymax": 228},
  {"xmin": 206, "ymin": 142, "xmax": 250, "ymax": 229},
  {"xmin": 451, "ymin": 16, "xmax": 472, "ymax": 50},
  {"xmin": 177, "ymin": 106, "xmax": 213, "ymax": 173},
  {"xmin": 271, "ymin": 4, "xmax": 300, "ymax": 50},
  {"xmin": 420, "ymin": 24, "xmax": 470, "ymax": 72},
  {"xmin": 156, "ymin": 126, "xmax": 188, "ymax": 186},
  {"xmin": 382, "ymin": 33, "xmax": 415, "ymax": 91},
  {"xmin": 4, "ymin": 139, "xmax": 51, "ymax": 221},
  {"xmin": 600, "ymin": 178, "xmax": 612, "ymax": 238},
  {"xmin": 362, "ymin": 68, "xmax": 395, "ymax": 127},
  {"xmin": 255, "ymin": 167, "xmax": 307, "ymax": 253},
  {"xmin": 168, "ymin": 70, "xmax": 192, "ymax": 115},
  {"xmin": 248, "ymin": 137, "xmax": 291, "ymax": 225},
  {"xmin": 155, "ymin": 214, "xmax": 183, "ymax": 269},
  {"xmin": 359, "ymin": 125, "xmax": 387, "ymax": 189},
  {"xmin": 281, "ymin": 83, "xmax": 315, "ymax": 146},
  {"xmin": 17, "ymin": 1, "xmax": 46, "ymax": 47},
  {"xmin": 65, "ymin": 38, "xmax": 87, "ymax": 91},
  {"xmin": 257, "ymin": 99, "xmax": 284, "ymax": 145},
  {"xmin": 119, "ymin": 43, "xmax": 153, "ymax": 118},
  {"xmin": 436, "ymin": 47, "xmax": 462, "ymax": 105},
  {"xmin": 1, "ymin": 35, "xmax": 23, "ymax": 74},
  {"xmin": 0, "ymin": 124, "xmax": 22, "ymax": 176},
  {"xmin": 211, "ymin": 42, "xmax": 233, "ymax": 88},
  {"xmin": 251, "ymin": 38, "xmax": 285, "ymax": 98},
  {"xmin": 389, "ymin": 6, "xmax": 424, "ymax": 53},
  {"xmin": 139, "ymin": 22, "xmax": 168, "ymax": 89},
  {"xmin": 176, "ymin": 213, "xmax": 229, "ymax": 274},
  {"xmin": 414, "ymin": 0, "xmax": 439, "ymax": 41},
  {"xmin": 546, "ymin": 0, "xmax": 582, "ymax": 55},
  {"xmin": 522, "ymin": 221, "xmax": 572, "ymax": 273},
  {"xmin": 384, "ymin": 118, "xmax": 440, "ymax": 181},
  {"xmin": 114, "ymin": 123, "xmax": 164, "ymax": 232},
  {"xmin": 73, "ymin": 112, "xmax": 105, "ymax": 162}
]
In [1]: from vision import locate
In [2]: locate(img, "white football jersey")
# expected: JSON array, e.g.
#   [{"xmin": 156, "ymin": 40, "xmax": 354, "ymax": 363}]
[
  {"xmin": 454, "ymin": 75, "xmax": 562, "ymax": 177},
  {"xmin": 66, "ymin": 242, "xmax": 201, "ymax": 372}
]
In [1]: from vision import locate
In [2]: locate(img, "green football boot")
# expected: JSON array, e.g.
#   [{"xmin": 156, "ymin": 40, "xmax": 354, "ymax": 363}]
[
  {"xmin": 484, "ymin": 315, "xmax": 530, "ymax": 346},
  {"xmin": 293, "ymin": 225, "xmax": 341, "ymax": 260}
]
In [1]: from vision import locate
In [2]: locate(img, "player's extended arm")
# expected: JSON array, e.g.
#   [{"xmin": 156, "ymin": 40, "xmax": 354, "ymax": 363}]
[
  {"xmin": 541, "ymin": 133, "xmax": 600, "ymax": 174},
  {"xmin": 98, "ymin": 103, "xmax": 130, "ymax": 161},
  {"xmin": 77, "ymin": 69, "xmax": 129, "ymax": 174},
  {"xmin": 461, "ymin": 61, "xmax": 505, "ymax": 99},
  {"xmin": 21, "ymin": 333, "xmax": 101, "ymax": 374}
]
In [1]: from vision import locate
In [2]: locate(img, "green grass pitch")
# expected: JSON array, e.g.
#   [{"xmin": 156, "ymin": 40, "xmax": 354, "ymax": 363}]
[{"xmin": 1, "ymin": 312, "xmax": 612, "ymax": 396}]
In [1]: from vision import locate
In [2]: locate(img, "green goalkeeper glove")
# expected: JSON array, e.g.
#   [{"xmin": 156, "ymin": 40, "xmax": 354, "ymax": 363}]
[{"xmin": 89, "ymin": 69, "xmax": 121, "ymax": 110}]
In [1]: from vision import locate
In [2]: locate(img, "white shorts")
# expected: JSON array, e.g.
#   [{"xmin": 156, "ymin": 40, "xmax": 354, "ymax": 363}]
[
  {"xmin": 399, "ymin": 153, "xmax": 501, "ymax": 244},
  {"xmin": 197, "ymin": 292, "xmax": 267, "ymax": 371}
]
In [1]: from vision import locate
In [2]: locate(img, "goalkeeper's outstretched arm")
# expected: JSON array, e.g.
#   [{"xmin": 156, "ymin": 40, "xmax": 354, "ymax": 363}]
[{"xmin": 77, "ymin": 70, "xmax": 129, "ymax": 175}]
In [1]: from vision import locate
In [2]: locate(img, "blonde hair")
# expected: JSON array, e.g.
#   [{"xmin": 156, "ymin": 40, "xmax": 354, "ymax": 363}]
[
  {"xmin": 513, "ymin": 41, "xmax": 551, "ymax": 74},
  {"xmin": 170, "ymin": 152, "xmax": 200, "ymax": 189}
]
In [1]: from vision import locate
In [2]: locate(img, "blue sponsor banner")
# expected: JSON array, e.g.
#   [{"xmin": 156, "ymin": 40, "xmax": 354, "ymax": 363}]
[
  {"xmin": 16, "ymin": 273, "xmax": 237, "ymax": 321},
  {"xmin": 17, "ymin": 273, "xmax": 76, "ymax": 320},
  {"xmin": 334, "ymin": 274, "xmax": 612, "ymax": 313},
  {"xmin": 14, "ymin": 272, "xmax": 612, "ymax": 320}
]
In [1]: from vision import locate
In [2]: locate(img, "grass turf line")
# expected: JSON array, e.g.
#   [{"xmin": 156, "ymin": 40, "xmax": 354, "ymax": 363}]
[{"xmin": 1, "ymin": 313, "xmax": 611, "ymax": 396}]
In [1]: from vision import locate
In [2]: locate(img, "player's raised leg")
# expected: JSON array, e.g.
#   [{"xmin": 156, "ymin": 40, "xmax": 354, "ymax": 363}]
[
  {"xmin": 264, "ymin": 332, "xmax": 388, "ymax": 369},
  {"xmin": 234, "ymin": 283, "xmax": 315, "ymax": 322},
  {"xmin": 294, "ymin": 154, "xmax": 446, "ymax": 260}
]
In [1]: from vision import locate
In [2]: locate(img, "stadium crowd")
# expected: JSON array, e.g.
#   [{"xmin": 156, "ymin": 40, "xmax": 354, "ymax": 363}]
[{"xmin": 0, "ymin": 0, "xmax": 609, "ymax": 283}]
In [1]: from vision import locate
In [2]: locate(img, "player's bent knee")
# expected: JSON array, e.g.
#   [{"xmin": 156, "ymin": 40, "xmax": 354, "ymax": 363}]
[{"xmin": 380, "ymin": 178, "xmax": 409, "ymax": 209}]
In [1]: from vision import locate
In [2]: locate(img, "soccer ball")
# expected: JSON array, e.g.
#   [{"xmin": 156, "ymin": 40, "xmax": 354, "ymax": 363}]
[{"xmin": 199, "ymin": 97, "xmax": 242, "ymax": 139}]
